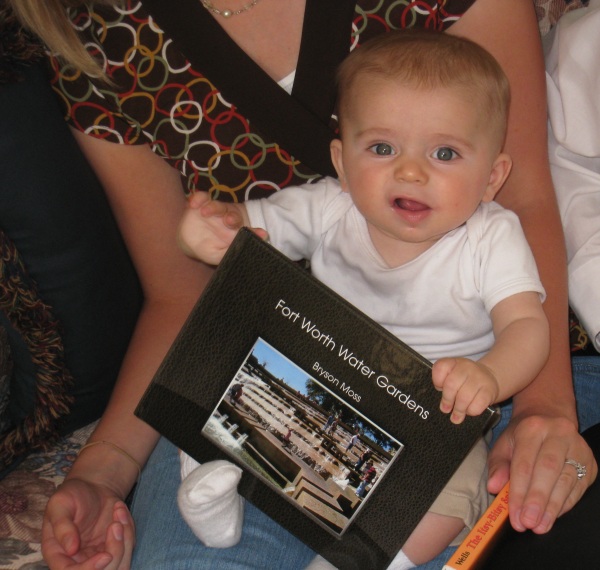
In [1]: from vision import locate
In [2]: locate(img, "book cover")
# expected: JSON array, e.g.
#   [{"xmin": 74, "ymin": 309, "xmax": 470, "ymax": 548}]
[
  {"xmin": 443, "ymin": 482, "xmax": 510, "ymax": 570},
  {"xmin": 135, "ymin": 229, "xmax": 498, "ymax": 570}
]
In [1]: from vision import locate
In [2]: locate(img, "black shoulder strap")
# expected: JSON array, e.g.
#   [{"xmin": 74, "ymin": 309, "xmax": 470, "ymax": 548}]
[
  {"xmin": 292, "ymin": 0, "xmax": 355, "ymax": 125},
  {"xmin": 142, "ymin": 0, "xmax": 356, "ymax": 177}
]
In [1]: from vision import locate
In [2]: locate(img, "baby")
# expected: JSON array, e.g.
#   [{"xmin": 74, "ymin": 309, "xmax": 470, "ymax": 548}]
[{"xmin": 177, "ymin": 30, "xmax": 549, "ymax": 569}]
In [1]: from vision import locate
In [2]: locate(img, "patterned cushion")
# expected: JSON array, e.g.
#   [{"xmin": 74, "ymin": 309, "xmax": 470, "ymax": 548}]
[{"xmin": 0, "ymin": 421, "xmax": 96, "ymax": 569}]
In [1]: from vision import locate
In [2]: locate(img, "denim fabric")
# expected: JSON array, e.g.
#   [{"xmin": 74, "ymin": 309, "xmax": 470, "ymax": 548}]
[
  {"xmin": 572, "ymin": 355, "xmax": 600, "ymax": 433},
  {"xmin": 131, "ymin": 359, "xmax": 600, "ymax": 569},
  {"xmin": 130, "ymin": 437, "xmax": 315, "ymax": 569}
]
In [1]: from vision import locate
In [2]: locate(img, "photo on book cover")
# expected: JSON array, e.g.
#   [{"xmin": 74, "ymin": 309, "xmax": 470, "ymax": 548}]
[{"xmin": 201, "ymin": 337, "xmax": 404, "ymax": 537}]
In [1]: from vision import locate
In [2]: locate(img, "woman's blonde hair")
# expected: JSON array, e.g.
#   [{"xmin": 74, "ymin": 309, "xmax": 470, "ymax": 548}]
[{"xmin": 7, "ymin": 0, "xmax": 119, "ymax": 78}]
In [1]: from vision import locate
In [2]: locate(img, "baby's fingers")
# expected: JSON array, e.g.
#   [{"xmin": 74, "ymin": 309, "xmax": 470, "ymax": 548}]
[
  {"xmin": 222, "ymin": 209, "xmax": 245, "ymax": 230},
  {"xmin": 249, "ymin": 227, "xmax": 269, "ymax": 241},
  {"xmin": 465, "ymin": 386, "xmax": 496, "ymax": 417},
  {"xmin": 431, "ymin": 358, "xmax": 457, "ymax": 391},
  {"xmin": 199, "ymin": 199, "xmax": 230, "ymax": 218},
  {"xmin": 188, "ymin": 191, "xmax": 212, "ymax": 209},
  {"xmin": 450, "ymin": 387, "xmax": 490, "ymax": 424},
  {"xmin": 432, "ymin": 358, "xmax": 461, "ymax": 415}
]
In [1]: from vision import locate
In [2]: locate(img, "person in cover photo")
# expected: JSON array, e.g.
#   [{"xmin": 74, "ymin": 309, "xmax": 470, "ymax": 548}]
[
  {"xmin": 355, "ymin": 461, "xmax": 377, "ymax": 499},
  {"xmin": 345, "ymin": 432, "xmax": 360, "ymax": 453},
  {"xmin": 322, "ymin": 413, "xmax": 335, "ymax": 432},
  {"xmin": 177, "ymin": 30, "xmax": 549, "ymax": 570},
  {"xmin": 354, "ymin": 449, "xmax": 373, "ymax": 472},
  {"xmin": 282, "ymin": 426, "xmax": 293, "ymax": 448},
  {"xmin": 229, "ymin": 383, "xmax": 244, "ymax": 408}
]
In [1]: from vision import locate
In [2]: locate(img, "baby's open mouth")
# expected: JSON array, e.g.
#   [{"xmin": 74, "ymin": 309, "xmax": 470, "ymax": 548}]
[{"xmin": 394, "ymin": 198, "xmax": 429, "ymax": 212}]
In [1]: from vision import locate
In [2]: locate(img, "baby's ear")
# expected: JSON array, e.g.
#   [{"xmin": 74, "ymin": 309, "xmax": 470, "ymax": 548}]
[
  {"xmin": 330, "ymin": 139, "xmax": 348, "ymax": 191},
  {"xmin": 483, "ymin": 153, "xmax": 512, "ymax": 202}
]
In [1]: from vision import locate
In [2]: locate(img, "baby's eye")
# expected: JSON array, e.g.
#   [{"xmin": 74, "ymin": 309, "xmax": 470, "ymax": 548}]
[
  {"xmin": 433, "ymin": 147, "xmax": 458, "ymax": 161},
  {"xmin": 369, "ymin": 143, "xmax": 395, "ymax": 156}
]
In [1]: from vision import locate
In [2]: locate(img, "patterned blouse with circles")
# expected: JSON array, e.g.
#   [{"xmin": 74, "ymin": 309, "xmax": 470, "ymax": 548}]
[{"xmin": 49, "ymin": 0, "xmax": 476, "ymax": 201}]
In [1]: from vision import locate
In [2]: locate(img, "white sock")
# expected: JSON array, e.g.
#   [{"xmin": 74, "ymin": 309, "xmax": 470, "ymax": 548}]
[
  {"xmin": 304, "ymin": 555, "xmax": 338, "ymax": 569},
  {"xmin": 387, "ymin": 550, "xmax": 416, "ymax": 570},
  {"xmin": 305, "ymin": 549, "xmax": 414, "ymax": 570},
  {"xmin": 179, "ymin": 450, "xmax": 201, "ymax": 479},
  {"xmin": 177, "ymin": 453, "xmax": 244, "ymax": 548}
]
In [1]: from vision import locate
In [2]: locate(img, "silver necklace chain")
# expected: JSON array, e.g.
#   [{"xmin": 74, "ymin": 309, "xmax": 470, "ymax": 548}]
[{"xmin": 201, "ymin": 0, "xmax": 261, "ymax": 18}]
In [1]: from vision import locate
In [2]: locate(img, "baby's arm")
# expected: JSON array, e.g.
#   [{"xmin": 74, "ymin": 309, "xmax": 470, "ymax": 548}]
[
  {"xmin": 178, "ymin": 192, "xmax": 266, "ymax": 265},
  {"xmin": 432, "ymin": 291, "xmax": 549, "ymax": 424}
]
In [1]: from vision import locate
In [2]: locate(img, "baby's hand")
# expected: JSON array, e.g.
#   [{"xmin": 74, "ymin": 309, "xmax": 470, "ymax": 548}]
[
  {"xmin": 179, "ymin": 192, "xmax": 265, "ymax": 265},
  {"xmin": 431, "ymin": 358, "xmax": 499, "ymax": 424}
]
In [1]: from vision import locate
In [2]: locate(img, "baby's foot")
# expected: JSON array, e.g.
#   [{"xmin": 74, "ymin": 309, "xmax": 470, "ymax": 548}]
[{"xmin": 177, "ymin": 457, "xmax": 244, "ymax": 548}]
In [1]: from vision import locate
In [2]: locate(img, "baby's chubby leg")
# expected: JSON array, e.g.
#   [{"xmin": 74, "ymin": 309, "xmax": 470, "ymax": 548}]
[
  {"xmin": 302, "ymin": 513, "xmax": 460, "ymax": 570},
  {"xmin": 177, "ymin": 451, "xmax": 245, "ymax": 548},
  {"xmin": 392, "ymin": 511, "xmax": 464, "ymax": 568}
]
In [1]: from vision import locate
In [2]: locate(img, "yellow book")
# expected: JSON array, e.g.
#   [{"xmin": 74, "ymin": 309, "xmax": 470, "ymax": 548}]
[{"xmin": 443, "ymin": 482, "xmax": 510, "ymax": 570}]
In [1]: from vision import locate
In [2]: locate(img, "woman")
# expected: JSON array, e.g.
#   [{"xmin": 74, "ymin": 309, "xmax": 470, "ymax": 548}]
[{"xmin": 8, "ymin": 0, "xmax": 596, "ymax": 568}]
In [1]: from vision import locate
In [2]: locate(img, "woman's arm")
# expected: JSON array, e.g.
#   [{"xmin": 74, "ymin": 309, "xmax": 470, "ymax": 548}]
[
  {"xmin": 69, "ymin": 129, "xmax": 213, "ymax": 493},
  {"xmin": 42, "ymin": 132, "xmax": 215, "ymax": 569},
  {"xmin": 449, "ymin": 0, "xmax": 597, "ymax": 533}
]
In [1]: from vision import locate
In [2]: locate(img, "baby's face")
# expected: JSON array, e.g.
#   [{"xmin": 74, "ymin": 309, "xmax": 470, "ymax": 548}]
[{"xmin": 331, "ymin": 76, "xmax": 509, "ymax": 266}]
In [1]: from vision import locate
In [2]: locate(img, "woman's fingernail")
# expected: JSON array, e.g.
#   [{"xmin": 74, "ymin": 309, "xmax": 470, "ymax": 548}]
[
  {"xmin": 511, "ymin": 509, "xmax": 526, "ymax": 532},
  {"xmin": 95, "ymin": 554, "xmax": 112, "ymax": 569},
  {"xmin": 116, "ymin": 506, "xmax": 130, "ymax": 525},
  {"xmin": 521, "ymin": 505, "xmax": 541, "ymax": 526},
  {"xmin": 113, "ymin": 524, "xmax": 124, "ymax": 541},
  {"xmin": 537, "ymin": 512, "xmax": 554, "ymax": 533}
]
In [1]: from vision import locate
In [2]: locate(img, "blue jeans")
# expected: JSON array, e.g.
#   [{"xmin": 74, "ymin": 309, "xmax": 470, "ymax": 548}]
[
  {"xmin": 130, "ymin": 435, "xmax": 316, "ymax": 569},
  {"xmin": 572, "ymin": 356, "xmax": 600, "ymax": 433},
  {"xmin": 131, "ymin": 355, "xmax": 600, "ymax": 569}
]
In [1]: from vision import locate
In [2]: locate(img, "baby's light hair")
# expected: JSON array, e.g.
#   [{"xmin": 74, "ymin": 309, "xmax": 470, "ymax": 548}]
[{"xmin": 336, "ymin": 30, "xmax": 511, "ymax": 150}]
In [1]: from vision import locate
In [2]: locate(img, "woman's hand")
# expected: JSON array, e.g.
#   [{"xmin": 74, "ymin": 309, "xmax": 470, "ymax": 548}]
[
  {"xmin": 42, "ymin": 478, "xmax": 135, "ymax": 570},
  {"xmin": 487, "ymin": 413, "xmax": 598, "ymax": 534},
  {"xmin": 453, "ymin": 0, "xmax": 598, "ymax": 534}
]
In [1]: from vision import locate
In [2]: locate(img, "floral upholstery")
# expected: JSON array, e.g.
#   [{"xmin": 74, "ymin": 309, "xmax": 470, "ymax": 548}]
[
  {"xmin": 0, "ymin": 422, "xmax": 96, "ymax": 569},
  {"xmin": 0, "ymin": 1, "xmax": 589, "ymax": 568}
]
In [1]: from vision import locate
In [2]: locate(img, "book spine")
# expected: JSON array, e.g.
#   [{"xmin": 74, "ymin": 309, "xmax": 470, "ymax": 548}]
[{"xmin": 442, "ymin": 482, "xmax": 510, "ymax": 570}]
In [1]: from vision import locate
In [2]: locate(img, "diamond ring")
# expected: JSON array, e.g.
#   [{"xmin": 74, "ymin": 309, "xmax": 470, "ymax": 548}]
[{"xmin": 564, "ymin": 459, "xmax": 587, "ymax": 480}]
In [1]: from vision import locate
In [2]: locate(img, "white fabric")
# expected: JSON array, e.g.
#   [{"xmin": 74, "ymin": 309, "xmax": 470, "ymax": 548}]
[
  {"xmin": 278, "ymin": 70, "xmax": 296, "ymax": 94},
  {"xmin": 545, "ymin": 0, "xmax": 600, "ymax": 350},
  {"xmin": 303, "ymin": 555, "xmax": 338, "ymax": 570},
  {"xmin": 302, "ymin": 548, "xmax": 416, "ymax": 570},
  {"xmin": 302, "ymin": 549, "xmax": 415, "ymax": 570},
  {"xmin": 180, "ymin": 450, "xmax": 202, "ymax": 480},
  {"xmin": 246, "ymin": 178, "xmax": 545, "ymax": 363},
  {"xmin": 387, "ymin": 550, "xmax": 416, "ymax": 570},
  {"xmin": 177, "ymin": 457, "xmax": 245, "ymax": 548}
]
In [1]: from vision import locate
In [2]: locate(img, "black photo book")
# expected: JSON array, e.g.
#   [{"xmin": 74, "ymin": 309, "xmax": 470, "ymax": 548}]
[{"xmin": 135, "ymin": 229, "xmax": 498, "ymax": 570}]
